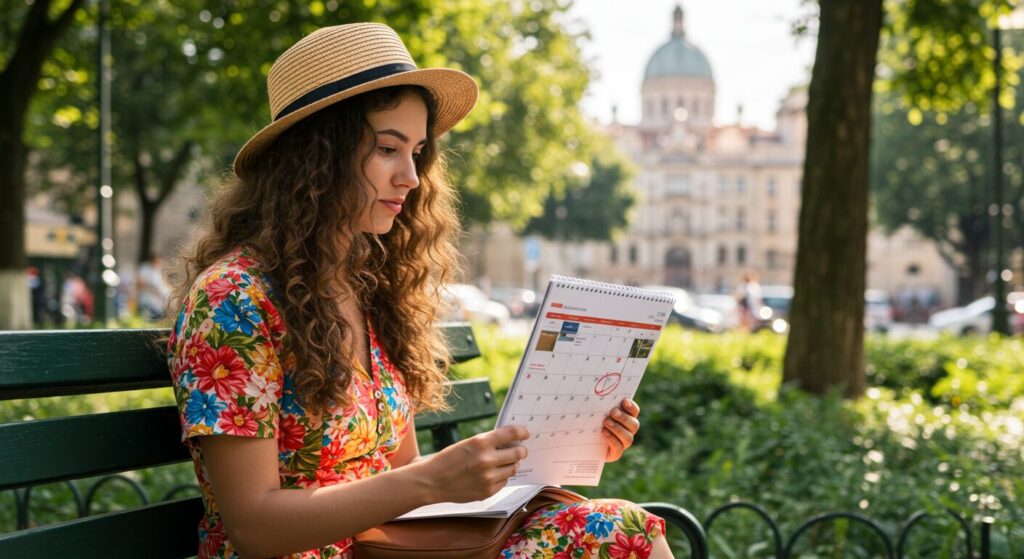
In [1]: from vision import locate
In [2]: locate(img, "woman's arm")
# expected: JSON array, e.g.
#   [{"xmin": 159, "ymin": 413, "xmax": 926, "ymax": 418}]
[
  {"xmin": 199, "ymin": 424, "xmax": 528, "ymax": 558},
  {"xmin": 389, "ymin": 415, "xmax": 423, "ymax": 468}
]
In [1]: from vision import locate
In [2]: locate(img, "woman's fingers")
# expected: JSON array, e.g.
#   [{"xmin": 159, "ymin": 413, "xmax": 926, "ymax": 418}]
[
  {"xmin": 603, "ymin": 399, "xmax": 641, "ymax": 462},
  {"xmin": 602, "ymin": 426, "xmax": 626, "ymax": 461}
]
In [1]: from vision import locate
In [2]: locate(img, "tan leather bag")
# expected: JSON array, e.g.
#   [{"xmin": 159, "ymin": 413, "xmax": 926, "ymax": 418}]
[{"xmin": 353, "ymin": 487, "xmax": 585, "ymax": 559}]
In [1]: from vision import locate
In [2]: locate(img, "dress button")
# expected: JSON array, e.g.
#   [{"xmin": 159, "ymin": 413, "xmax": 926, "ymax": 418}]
[
  {"xmin": 377, "ymin": 402, "xmax": 386, "ymax": 411},
  {"xmin": 377, "ymin": 424, "xmax": 385, "ymax": 434},
  {"xmin": 374, "ymin": 390, "xmax": 383, "ymax": 399}
]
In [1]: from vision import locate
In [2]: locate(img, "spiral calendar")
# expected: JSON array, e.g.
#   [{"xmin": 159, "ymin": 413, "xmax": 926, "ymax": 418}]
[{"xmin": 497, "ymin": 276, "xmax": 675, "ymax": 486}]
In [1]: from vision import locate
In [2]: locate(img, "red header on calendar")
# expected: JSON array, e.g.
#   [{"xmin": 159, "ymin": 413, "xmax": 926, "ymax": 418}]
[{"xmin": 544, "ymin": 311, "xmax": 663, "ymax": 330}]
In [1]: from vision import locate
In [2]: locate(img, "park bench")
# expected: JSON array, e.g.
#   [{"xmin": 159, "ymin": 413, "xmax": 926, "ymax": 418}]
[{"xmin": 0, "ymin": 324, "xmax": 709, "ymax": 558}]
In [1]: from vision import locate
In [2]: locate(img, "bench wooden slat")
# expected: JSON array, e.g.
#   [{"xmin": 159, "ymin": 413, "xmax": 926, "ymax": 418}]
[
  {"xmin": 415, "ymin": 378, "xmax": 496, "ymax": 429},
  {"xmin": 0, "ymin": 380, "xmax": 495, "ymax": 491},
  {"xmin": 0, "ymin": 329, "xmax": 169, "ymax": 400},
  {"xmin": 0, "ymin": 407, "xmax": 188, "ymax": 491},
  {"xmin": 0, "ymin": 497, "xmax": 202, "ymax": 558},
  {"xmin": 0, "ymin": 323, "xmax": 481, "ymax": 401}
]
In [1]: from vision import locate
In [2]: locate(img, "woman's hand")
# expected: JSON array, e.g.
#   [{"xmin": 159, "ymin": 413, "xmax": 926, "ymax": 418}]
[
  {"xmin": 602, "ymin": 398, "xmax": 640, "ymax": 462},
  {"xmin": 412, "ymin": 425, "xmax": 529, "ymax": 504}
]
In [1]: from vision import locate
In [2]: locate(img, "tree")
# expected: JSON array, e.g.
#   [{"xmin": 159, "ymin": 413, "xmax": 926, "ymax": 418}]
[
  {"xmin": 783, "ymin": 0, "xmax": 882, "ymax": 398},
  {"xmin": 0, "ymin": 0, "xmax": 85, "ymax": 330},
  {"xmin": 13, "ymin": 0, "xmax": 596, "ymax": 327},
  {"xmin": 523, "ymin": 144, "xmax": 636, "ymax": 242},
  {"xmin": 871, "ymin": 31, "xmax": 1024, "ymax": 304},
  {"xmin": 783, "ymin": 0, "xmax": 1019, "ymax": 397}
]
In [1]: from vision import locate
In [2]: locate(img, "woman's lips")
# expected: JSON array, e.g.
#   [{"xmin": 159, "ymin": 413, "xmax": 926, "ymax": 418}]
[{"xmin": 380, "ymin": 199, "xmax": 403, "ymax": 214}]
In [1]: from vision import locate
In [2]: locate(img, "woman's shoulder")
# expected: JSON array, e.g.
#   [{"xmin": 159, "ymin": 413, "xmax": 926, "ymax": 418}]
[
  {"xmin": 192, "ymin": 247, "xmax": 273, "ymax": 298},
  {"xmin": 181, "ymin": 247, "xmax": 285, "ymax": 330}
]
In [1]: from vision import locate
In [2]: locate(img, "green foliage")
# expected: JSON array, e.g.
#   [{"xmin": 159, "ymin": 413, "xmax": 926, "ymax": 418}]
[
  {"xmin": 11, "ymin": 0, "xmax": 602, "ymax": 233},
  {"xmin": 6, "ymin": 329, "xmax": 1022, "ymax": 556},
  {"xmin": 456, "ymin": 327, "xmax": 1024, "ymax": 557},
  {"xmin": 523, "ymin": 140, "xmax": 637, "ymax": 242},
  {"xmin": 870, "ymin": 28, "xmax": 1024, "ymax": 296},
  {"xmin": 879, "ymin": 0, "xmax": 1023, "ymax": 117}
]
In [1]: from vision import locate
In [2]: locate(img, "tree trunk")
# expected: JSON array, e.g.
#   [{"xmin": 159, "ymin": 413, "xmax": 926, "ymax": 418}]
[
  {"xmin": 132, "ymin": 141, "xmax": 193, "ymax": 265},
  {"xmin": 782, "ymin": 0, "xmax": 883, "ymax": 398},
  {"xmin": 0, "ymin": 0, "xmax": 85, "ymax": 330},
  {"xmin": 0, "ymin": 109, "xmax": 30, "ymax": 329}
]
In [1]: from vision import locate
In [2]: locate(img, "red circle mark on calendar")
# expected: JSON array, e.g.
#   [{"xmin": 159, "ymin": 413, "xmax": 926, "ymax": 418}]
[{"xmin": 594, "ymin": 372, "xmax": 622, "ymax": 396}]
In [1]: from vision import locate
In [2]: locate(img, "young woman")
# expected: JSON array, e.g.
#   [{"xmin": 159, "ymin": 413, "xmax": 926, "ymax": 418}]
[{"xmin": 167, "ymin": 23, "xmax": 673, "ymax": 559}]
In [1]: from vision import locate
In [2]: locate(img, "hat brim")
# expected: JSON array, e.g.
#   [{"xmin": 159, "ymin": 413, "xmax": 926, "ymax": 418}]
[{"xmin": 233, "ymin": 67, "xmax": 478, "ymax": 178}]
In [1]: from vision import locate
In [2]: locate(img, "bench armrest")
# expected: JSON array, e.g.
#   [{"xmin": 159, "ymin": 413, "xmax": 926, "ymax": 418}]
[{"xmin": 639, "ymin": 502, "xmax": 709, "ymax": 559}]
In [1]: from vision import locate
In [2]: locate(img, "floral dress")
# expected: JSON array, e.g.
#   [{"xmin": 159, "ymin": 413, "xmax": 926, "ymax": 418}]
[{"xmin": 168, "ymin": 248, "xmax": 664, "ymax": 559}]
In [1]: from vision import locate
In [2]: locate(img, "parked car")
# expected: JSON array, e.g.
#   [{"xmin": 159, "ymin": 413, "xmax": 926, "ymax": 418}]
[
  {"xmin": 642, "ymin": 285, "xmax": 723, "ymax": 333},
  {"xmin": 695, "ymin": 293, "xmax": 739, "ymax": 330},
  {"xmin": 754, "ymin": 284, "xmax": 793, "ymax": 333},
  {"xmin": 864, "ymin": 289, "xmax": 894, "ymax": 333},
  {"xmin": 489, "ymin": 286, "xmax": 540, "ymax": 318},
  {"xmin": 928, "ymin": 292, "xmax": 1024, "ymax": 336},
  {"xmin": 441, "ymin": 284, "xmax": 511, "ymax": 325}
]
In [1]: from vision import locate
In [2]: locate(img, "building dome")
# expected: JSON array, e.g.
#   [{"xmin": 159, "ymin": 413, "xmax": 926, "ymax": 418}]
[{"xmin": 643, "ymin": 5, "xmax": 713, "ymax": 81}]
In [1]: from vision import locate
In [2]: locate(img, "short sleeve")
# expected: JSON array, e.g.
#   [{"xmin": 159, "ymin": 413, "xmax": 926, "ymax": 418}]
[{"xmin": 168, "ymin": 263, "xmax": 284, "ymax": 443}]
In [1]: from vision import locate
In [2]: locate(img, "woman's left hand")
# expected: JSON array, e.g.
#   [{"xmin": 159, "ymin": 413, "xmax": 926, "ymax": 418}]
[{"xmin": 602, "ymin": 398, "xmax": 641, "ymax": 462}]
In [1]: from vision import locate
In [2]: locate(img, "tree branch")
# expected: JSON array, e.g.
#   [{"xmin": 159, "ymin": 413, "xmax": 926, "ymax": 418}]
[
  {"xmin": 49, "ymin": 0, "xmax": 86, "ymax": 37},
  {"xmin": 1, "ymin": 0, "xmax": 85, "ymax": 109},
  {"xmin": 156, "ymin": 140, "xmax": 194, "ymax": 206},
  {"xmin": 133, "ymin": 147, "xmax": 150, "ymax": 207}
]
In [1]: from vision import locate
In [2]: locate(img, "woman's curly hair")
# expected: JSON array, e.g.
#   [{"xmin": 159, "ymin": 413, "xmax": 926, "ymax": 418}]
[{"xmin": 169, "ymin": 86, "xmax": 460, "ymax": 414}]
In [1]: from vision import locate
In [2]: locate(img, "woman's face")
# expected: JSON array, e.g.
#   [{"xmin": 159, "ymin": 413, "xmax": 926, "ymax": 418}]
[{"xmin": 357, "ymin": 93, "xmax": 428, "ymax": 234}]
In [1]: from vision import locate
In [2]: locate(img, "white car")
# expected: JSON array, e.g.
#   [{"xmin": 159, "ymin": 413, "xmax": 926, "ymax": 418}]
[
  {"xmin": 864, "ymin": 289, "xmax": 894, "ymax": 333},
  {"xmin": 695, "ymin": 293, "xmax": 739, "ymax": 330},
  {"xmin": 441, "ymin": 284, "xmax": 511, "ymax": 325},
  {"xmin": 642, "ymin": 285, "xmax": 723, "ymax": 332},
  {"xmin": 928, "ymin": 293, "xmax": 1024, "ymax": 336}
]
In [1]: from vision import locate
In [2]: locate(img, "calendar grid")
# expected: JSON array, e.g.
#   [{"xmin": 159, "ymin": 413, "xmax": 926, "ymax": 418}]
[{"xmin": 496, "ymin": 276, "xmax": 676, "ymax": 485}]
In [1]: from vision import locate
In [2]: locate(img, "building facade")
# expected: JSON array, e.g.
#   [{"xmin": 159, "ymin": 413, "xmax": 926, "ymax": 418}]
[{"xmin": 466, "ymin": 4, "xmax": 957, "ymax": 308}]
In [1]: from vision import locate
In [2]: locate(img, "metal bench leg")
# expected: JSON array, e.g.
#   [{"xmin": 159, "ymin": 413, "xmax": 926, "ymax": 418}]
[{"xmin": 641, "ymin": 502, "xmax": 709, "ymax": 559}]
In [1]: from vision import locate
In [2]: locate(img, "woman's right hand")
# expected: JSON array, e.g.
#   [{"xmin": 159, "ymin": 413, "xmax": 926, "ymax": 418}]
[{"xmin": 412, "ymin": 425, "xmax": 529, "ymax": 503}]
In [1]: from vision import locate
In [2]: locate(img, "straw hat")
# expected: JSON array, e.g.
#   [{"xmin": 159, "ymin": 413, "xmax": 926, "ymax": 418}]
[{"xmin": 233, "ymin": 23, "xmax": 479, "ymax": 177}]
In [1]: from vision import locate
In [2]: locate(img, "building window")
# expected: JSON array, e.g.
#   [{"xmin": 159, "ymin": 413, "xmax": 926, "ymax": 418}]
[
  {"xmin": 629, "ymin": 244, "xmax": 638, "ymax": 264},
  {"xmin": 671, "ymin": 209, "xmax": 685, "ymax": 233},
  {"xmin": 737, "ymin": 177, "xmax": 746, "ymax": 194},
  {"xmin": 719, "ymin": 177, "xmax": 728, "ymax": 194},
  {"xmin": 610, "ymin": 245, "xmax": 618, "ymax": 264},
  {"xmin": 667, "ymin": 174, "xmax": 689, "ymax": 195},
  {"xmin": 737, "ymin": 245, "xmax": 747, "ymax": 265},
  {"xmin": 767, "ymin": 249, "xmax": 777, "ymax": 269},
  {"xmin": 907, "ymin": 263, "xmax": 921, "ymax": 276},
  {"xmin": 768, "ymin": 210, "xmax": 776, "ymax": 232},
  {"xmin": 718, "ymin": 245, "xmax": 728, "ymax": 265},
  {"xmin": 645, "ymin": 99, "xmax": 653, "ymax": 118},
  {"xmin": 661, "ymin": 97, "xmax": 669, "ymax": 117},
  {"xmin": 736, "ymin": 208, "xmax": 746, "ymax": 231},
  {"xmin": 718, "ymin": 207, "xmax": 727, "ymax": 231},
  {"xmin": 768, "ymin": 177, "xmax": 777, "ymax": 198}
]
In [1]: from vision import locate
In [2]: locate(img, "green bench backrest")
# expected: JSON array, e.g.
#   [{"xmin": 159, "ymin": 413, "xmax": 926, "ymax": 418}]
[{"xmin": 0, "ymin": 323, "xmax": 490, "ymax": 558}]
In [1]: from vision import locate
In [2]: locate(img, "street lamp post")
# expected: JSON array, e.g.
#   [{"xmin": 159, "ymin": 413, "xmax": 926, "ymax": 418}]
[
  {"xmin": 991, "ymin": 24, "xmax": 1009, "ymax": 335},
  {"xmin": 95, "ymin": 0, "xmax": 117, "ymax": 324},
  {"xmin": 991, "ymin": 8, "xmax": 1024, "ymax": 335}
]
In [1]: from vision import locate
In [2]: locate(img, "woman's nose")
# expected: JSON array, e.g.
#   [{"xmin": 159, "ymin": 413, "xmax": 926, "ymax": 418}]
[{"xmin": 395, "ymin": 157, "xmax": 420, "ymax": 189}]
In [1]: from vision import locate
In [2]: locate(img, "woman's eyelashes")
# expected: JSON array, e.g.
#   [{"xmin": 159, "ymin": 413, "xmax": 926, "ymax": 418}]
[{"xmin": 376, "ymin": 145, "xmax": 422, "ymax": 160}]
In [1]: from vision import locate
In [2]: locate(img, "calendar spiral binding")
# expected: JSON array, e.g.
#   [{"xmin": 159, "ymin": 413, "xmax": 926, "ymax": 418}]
[{"xmin": 549, "ymin": 275, "xmax": 676, "ymax": 304}]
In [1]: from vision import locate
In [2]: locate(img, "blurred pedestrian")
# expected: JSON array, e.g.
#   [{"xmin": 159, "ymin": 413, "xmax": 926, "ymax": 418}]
[
  {"xmin": 137, "ymin": 254, "xmax": 171, "ymax": 320},
  {"xmin": 61, "ymin": 269, "xmax": 92, "ymax": 326},
  {"xmin": 735, "ymin": 270, "xmax": 762, "ymax": 332}
]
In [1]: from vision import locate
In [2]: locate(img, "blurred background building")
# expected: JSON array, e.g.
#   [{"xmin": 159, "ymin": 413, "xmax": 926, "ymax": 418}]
[{"xmin": 465, "ymin": 5, "xmax": 957, "ymax": 309}]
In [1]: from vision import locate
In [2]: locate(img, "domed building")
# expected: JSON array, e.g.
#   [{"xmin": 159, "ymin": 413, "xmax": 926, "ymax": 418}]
[
  {"xmin": 604, "ymin": 3, "xmax": 808, "ymax": 292},
  {"xmin": 640, "ymin": 5, "xmax": 715, "ymax": 132},
  {"xmin": 466, "ymin": 3, "xmax": 957, "ymax": 314}
]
